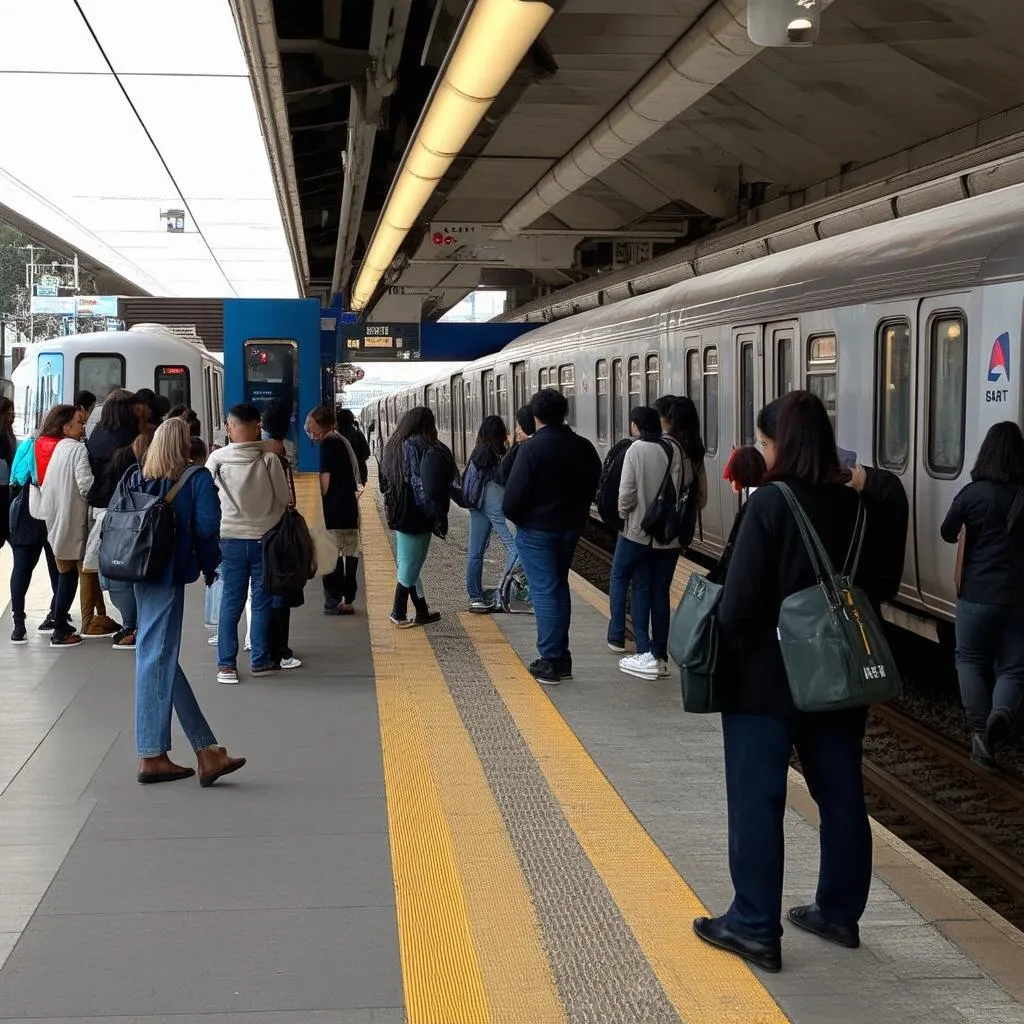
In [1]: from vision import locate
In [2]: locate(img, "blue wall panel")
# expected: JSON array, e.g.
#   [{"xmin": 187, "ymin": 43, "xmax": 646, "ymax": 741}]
[{"xmin": 419, "ymin": 321, "xmax": 537, "ymax": 361}]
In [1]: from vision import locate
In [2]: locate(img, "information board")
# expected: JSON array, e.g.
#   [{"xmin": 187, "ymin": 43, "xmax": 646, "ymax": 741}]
[{"xmin": 340, "ymin": 322, "xmax": 420, "ymax": 360}]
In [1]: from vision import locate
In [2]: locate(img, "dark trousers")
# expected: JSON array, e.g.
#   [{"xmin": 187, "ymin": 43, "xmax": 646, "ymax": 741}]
[
  {"xmin": 268, "ymin": 603, "xmax": 292, "ymax": 662},
  {"xmin": 10, "ymin": 541, "xmax": 59, "ymax": 621},
  {"xmin": 633, "ymin": 547, "xmax": 679, "ymax": 660},
  {"xmin": 608, "ymin": 535, "xmax": 644, "ymax": 647},
  {"xmin": 721, "ymin": 708, "xmax": 871, "ymax": 942},
  {"xmin": 53, "ymin": 566, "xmax": 80, "ymax": 640},
  {"xmin": 955, "ymin": 599, "xmax": 1024, "ymax": 731},
  {"xmin": 323, "ymin": 556, "xmax": 359, "ymax": 608},
  {"xmin": 515, "ymin": 527, "xmax": 579, "ymax": 661}
]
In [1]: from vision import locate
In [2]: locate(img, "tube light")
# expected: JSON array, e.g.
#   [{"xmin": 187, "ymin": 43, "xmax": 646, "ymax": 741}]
[{"xmin": 350, "ymin": 0, "xmax": 556, "ymax": 311}]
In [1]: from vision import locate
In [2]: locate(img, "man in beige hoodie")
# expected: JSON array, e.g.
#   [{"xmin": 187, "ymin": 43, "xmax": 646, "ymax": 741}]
[{"xmin": 206, "ymin": 403, "xmax": 290, "ymax": 684}]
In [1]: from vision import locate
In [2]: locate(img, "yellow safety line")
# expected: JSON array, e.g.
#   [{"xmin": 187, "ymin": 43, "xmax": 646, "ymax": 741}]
[
  {"xmin": 359, "ymin": 486, "xmax": 566, "ymax": 1024},
  {"xmin": 461, "ymin": 612, "xmax": 791, "ymax": 1024}
]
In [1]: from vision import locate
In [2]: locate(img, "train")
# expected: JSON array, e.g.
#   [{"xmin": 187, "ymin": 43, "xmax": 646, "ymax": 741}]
[
  {"xmin": 7, "ymin": 324, "xmax": 227, "ymax": 447},
  {"xmin": 361, "ymin": 181, "xmax": 1024, "ymax": 631}
]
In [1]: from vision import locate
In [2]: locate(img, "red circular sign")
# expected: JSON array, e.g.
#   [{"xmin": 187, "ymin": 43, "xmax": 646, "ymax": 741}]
[{"xmin": 432, "ymin": 231, "xmax": 444, "ymax": 246}]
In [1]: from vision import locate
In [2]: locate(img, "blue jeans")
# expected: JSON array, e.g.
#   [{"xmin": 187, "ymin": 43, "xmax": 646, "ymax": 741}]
[
  {"xmin": 515, "ymin": 527, "xmax": 579, "ymax": 661},
  {"xmin": 135, "ymin": 583, "xmax": 216, "ymax": 757},
  {"xmin": 955, "ymin": 599, "xmax": 1024, "ymax": 731},
  {"xmin": 608, "ymin": 536, "xmax": 646, "ymax": 646},
  {"xmin": 396, "ymin": 531, "xmax": 432, "ymax": 597},
  {"xmin": 466, "ymin": 483, "xmax": 518, "ymax": 602},
  {"xmin": 633, "ymin": 547, "xmax": 679, "ymax": 659},
  {"xmin": 721, "ymin": 709, "xmax": 871, "ymax": 942},
  {"xmin": 217, "ymin": 539, "xmax": 273, "ymax": 669},
  {"xmin": 101, "ymin": 574, "xmax": 137, "ymax": 631}
]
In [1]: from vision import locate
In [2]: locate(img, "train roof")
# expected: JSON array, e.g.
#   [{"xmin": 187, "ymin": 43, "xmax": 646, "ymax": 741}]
[
  {"xmin": 17, "ymin": 325, "xmax": 213, "ymax": 356},
  {"xmin": 498, "ymin": 182, "xmax": 1024, "ymax": 357}
]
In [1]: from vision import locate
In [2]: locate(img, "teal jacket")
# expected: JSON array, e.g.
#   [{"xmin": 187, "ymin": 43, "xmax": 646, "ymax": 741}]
[{"xmin": 10, "ymin": 439, "xmax": 37, "ymax": 487}]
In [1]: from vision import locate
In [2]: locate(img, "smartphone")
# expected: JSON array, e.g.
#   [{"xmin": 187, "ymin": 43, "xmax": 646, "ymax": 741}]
[{"xmin": 836, "ymin": 447, "xmax": 857, "ymax": 469}]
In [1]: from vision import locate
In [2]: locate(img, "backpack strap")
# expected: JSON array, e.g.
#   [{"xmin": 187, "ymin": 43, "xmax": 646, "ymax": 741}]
[{"xmin": 165, "ymin": 464, "xmax": 201, "ymax": 505}]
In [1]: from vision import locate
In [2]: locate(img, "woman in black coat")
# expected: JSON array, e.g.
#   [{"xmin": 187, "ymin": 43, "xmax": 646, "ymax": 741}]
[
  {"xmin": 693, "ymin": 391, "xmax": 908, "ymax": 974},
  {"xmin": 0, "ymin": 397, "xmax": 16, "ymax": 551}
]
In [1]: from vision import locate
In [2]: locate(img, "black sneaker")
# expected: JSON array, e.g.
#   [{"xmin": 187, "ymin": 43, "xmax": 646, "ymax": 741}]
[
  {"xmin": 111, "ymin": 627, "xmax": 137, "ymax": 651},
  {"xmin": 529, "ymin": 658, "xmax": 560, "ymax": 686},
  {"xmin": 11, "ymin": 622, "xmax": 27, "ymax": 645},
  {"xmin": 556, "ymin": 654, "xmax": 573, "ymax": 680},
  {"xmin": 37, "ymin": 614, "xmax": 56, "ymax": 633},
  {"xmin": 50, "ymin": 631, "xmax": 84, "ymax": 648}
]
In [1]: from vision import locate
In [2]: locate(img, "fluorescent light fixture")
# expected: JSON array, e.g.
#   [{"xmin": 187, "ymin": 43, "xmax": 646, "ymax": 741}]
[{"xmin": 350, "ymin": 0, "xmax": 556, "ymax": 311}]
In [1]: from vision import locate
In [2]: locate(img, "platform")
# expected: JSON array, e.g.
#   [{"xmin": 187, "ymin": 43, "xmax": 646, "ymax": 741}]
[{"xmin": 0, "ymin": 477, "xmax": 1022, "ymax": 1024}]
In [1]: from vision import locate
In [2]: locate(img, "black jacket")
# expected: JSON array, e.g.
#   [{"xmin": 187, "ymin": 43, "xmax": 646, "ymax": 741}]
[
  {"xmin": 502, "ymin": 424, "xmax": 602, "ymax": 533},
  {"xmin": 717, "ymin": 469, "xmax": 908, "ymax": 716},
  {"xmin": 941, "ymin": 480, "xmax": 1024, "ymax": 607},
  {"xmin": 86, "ymin": 426, "xmax": 137, "ymax": 507},
  {"xmin": 339, "ymin": 424, "xmax": 371, "ymax": 485}
]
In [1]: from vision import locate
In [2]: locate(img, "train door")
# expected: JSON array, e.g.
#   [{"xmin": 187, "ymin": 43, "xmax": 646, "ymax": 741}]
[
  {"xmin": 36, "ymin": 351, "xmax": 64, "ymax": 433},
  {"xmin": 733, "ymin": 325, "xmax": 764, "ymax": 448},
  {"xmin": 914, "ymin": 297, "xmax": 970, "ymax": 617},
  {"xmin": 452, "ymin": 373, "xmax": 467, "ymax": 466},
  {"xmin": 763, "ymin": 320, "xmax": 800, "ymax": 401}
]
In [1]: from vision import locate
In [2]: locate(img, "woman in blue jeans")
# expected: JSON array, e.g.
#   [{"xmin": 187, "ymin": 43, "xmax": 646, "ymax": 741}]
[
  {"xmin": 941, "ymin": 421, "xmax": 1024, "ymax": 768},
  {"xmin": 464, "ymin": 415, "xmax": 518, "ymax": 612},
  {"xmin": 128, "ymin": 418, "xmax": 245, "ymax": 787}
]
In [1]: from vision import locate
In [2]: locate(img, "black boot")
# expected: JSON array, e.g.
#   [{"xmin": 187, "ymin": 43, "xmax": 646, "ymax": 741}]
[
  {"xmin": 11, "ymin": 614, "xmax": 27, "ymax": 645},
  {"xmin": 410, "ymin": 591, "xmax": 441, "ymax": 626},
  {"xmin": 971, "ymin": 731, "xmax": 996, "ymax": 769},
  {"xmin": 390, "ymin": 585, "xmax": 412, "ymax": 627},
  {"xmin": 986, "ymin": 706, "xmax": 1013, "ymax": 751}
]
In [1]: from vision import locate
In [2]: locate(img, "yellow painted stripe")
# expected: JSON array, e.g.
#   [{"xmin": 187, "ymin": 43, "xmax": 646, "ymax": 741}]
[
  {"xmin": 460, "ymin": 612, "xmax": 790, "ymax": 1024},
  {"xmin": 360, "ymin": 483, "xmax": 566, "ymax": 1024}
]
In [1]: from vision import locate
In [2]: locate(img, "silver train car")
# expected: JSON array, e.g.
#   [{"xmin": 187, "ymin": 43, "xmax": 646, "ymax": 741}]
[{"xmin": 363, "ymin": 183, "xmax": 1024, "ymax": 628}]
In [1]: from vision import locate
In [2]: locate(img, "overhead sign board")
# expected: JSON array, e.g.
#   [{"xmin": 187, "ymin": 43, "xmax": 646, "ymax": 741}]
[
  {"xmin": 30, "ymin": 296, "xmax": 76, "ymax": 315},
  {"xmin": 75, "ymin": 296, "xmax": 119, "ymax": 317},
  {"xmin": 340, "ymin": 322, "xmax": 420, "ymax": 361}
]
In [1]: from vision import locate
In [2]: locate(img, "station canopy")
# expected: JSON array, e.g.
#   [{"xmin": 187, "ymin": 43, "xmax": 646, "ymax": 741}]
[{"xmin": 0, "ymin": 0, "xmax": 299, "ymax": 299}]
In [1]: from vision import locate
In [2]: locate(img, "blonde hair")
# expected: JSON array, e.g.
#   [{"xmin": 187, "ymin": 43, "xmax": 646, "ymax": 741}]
[{"xmin": 143, "ymin": 418, "xmax": 190, "ymax": 481}]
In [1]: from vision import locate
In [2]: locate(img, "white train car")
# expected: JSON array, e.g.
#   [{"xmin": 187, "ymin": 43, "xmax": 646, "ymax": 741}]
[
  {"xmin": 364, "ymin": 182, "xmax": 1024, "ymax": 628},
  {"xmin": 10, "ymin": 323, "xmax": 226, "ymax": 446}
]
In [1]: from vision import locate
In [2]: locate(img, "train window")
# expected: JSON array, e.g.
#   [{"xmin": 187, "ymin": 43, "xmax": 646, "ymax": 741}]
[
  {"xmin": 213, "ymin": 372, "xmax": 224, "ymax": 429},
  {"xmin": 646, "ymin": 354, "xmax": 660, "ymax": 403},
  {"xmin": 155, "ymin": 365, "xmax": 191, "ymax": 410},
  {"xmin": 628, "ymin": 356, "xmax": 641, "ymax": 410},
  {"xmin": 876, "ymin": 320, "xmax": 912, "ymax": 472},
  {"xmin": 612, "ymin": 358, "xmax": 624, "ymax": 442},
  {"xmin": 496, "ymin": 374, "xmax": 507, "ymax": 422},
  {"xmin": 806, "ymin": 333, "xmax": 838, "ymax": 432},
  {"xmin": 686, "ymin": 349, "xmax": 701, "ymax": 427},
  {"xmin": 739, "ymin": 342, "xmax": 755, "ymax": 445},
  {"xmin": 511, "ymin": 362, "xmax": 526, "ymax": 412},
  {"xmin": 75, "ymin": 353, "xmax": 125, "ymax": 404},
  {"xmin": 559, "ymin": 364, "xmax": 576, "ymax": 426},
  {"xmin": 203, "ymin": 367, "xmax": 213, "ymax": 436},
  {"xmin": 596, "ymin": 359, "xmax": 609, "ymax": 444},
  {"xmin": 703, "ymin": 347, "xmax": 719, "ymax": 455},
  {"xmin": 927, "ymin": 314, "xmax": 967, "ymax": 476},
  {"xmin": 776, "ymin": 332, "xmax": 796, "ymax": 395},
  {"xmin": 36, "ymin": 351, "xmax": 64, "ymax": 431},
  {"xmin": 425, "ymin": 385, "xmax": 435, "ymax": 411},
  {"xmin": 539, "ymin": 367, "xmax": 549, "ymax": 390},
  {"xmin": 481, "ymin": 370, "xmax": 493, "ymax": 416}
]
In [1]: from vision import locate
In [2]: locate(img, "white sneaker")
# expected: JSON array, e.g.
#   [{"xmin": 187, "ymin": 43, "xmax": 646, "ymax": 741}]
[
  {"xmin": 469, "ymin": 599, "xmax": 494, "ymax": 613},
  {"xmin": 619, "ymin": 652, "xmax": 659, "ymax": 680},
  {"xmin": 208, "ymin": 635, "xmax": 218, "ymax": 646},
  {"xmin": 244, "ymin": 640, "xmax": 251, "ymax": 652},
  {"xmin": 607, "ymin": 641, "xmax": 626, "ymax": 654},
  {"xmin": 657, "ymin": 659, "xmax": 670, "ymax": 678},
  {"xmin": 280, "ymin": 656, "xmax": 302, "ymax": 670}
]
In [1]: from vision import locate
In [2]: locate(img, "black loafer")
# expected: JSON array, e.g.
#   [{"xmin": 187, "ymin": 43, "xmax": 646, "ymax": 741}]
[
  {"xmin": 693, "ymin": 915, "xmax": 782, "ymax": 973},
  {"xmin": 787, "ymin": 904, "xmax": 859, "ymax": 949},
  {"xmin": 986, "ymin": 706, "xmax": 1013, "ymax": 750}
]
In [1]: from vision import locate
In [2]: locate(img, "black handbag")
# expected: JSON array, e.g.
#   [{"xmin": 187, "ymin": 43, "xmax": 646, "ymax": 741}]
[{"xmin": 9, "ymin": 485, "xmax": 47, "ymax": 548}]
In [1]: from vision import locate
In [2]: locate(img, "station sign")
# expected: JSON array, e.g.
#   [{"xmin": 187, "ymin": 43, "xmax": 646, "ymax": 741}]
[{"xmin": 340, "ymin": 322, "xmax": 420, "ymax": 361}]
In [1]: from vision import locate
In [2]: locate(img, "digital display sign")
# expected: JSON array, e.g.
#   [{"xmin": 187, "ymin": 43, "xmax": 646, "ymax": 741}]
[{"xmin": 339, "ymin": 322, "xmax": 420, "ymax": 361}]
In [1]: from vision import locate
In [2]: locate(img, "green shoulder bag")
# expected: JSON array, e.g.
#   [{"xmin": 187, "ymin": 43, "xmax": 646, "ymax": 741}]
[
  {"xmin": 774, "ymin": 482, "xmax": 901, "ymax": 713},
  {"xmin": 668, "ymin": 572, "xmax": 723, "ymax": 713}
]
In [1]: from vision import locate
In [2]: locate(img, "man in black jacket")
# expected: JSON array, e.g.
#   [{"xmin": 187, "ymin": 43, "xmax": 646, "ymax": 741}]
[{"xmin": 503, "ymin": 389, "xmax": 602, "ymax": 685}]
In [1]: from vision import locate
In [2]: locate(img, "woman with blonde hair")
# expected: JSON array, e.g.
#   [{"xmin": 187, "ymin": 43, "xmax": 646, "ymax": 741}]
[{"xmin": 127, "ymin": 417, "xmax": 245, "ymax": 786}]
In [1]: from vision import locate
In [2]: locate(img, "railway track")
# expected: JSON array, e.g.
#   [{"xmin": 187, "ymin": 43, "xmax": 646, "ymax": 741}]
[{"xmin": 571, "ymin": 531, "xmax": 1024, "ymax": 925}]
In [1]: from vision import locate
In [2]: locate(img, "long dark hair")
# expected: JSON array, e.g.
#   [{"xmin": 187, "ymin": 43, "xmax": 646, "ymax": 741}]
[
  {"xmin": 664, "ymin": 396, "xmax": 706, "ymax": 462},
  {"xmin": 0, "ymin": 396, "xmax": 15, "ymax": 458},
  {"xmin": 97, "ymin": 388, "xmax": 139, "ymax": 436},
  {"xmin": 382, "ymin": 406, "xmax": 437, "ymax": 487},
  {"xmin": 971, "ymin": 421, "xmax": 1024, "ymax": 485},
  {"xmin": 757, "ymin": 397, "xmax": 784, "ymax": 441},
  {"xmin": 763, "ymin": 391, "xmax": 845, "ymax": 486},
  {"xmin": 473, "ymin": 415, "xmax": 508, "ymax": 462}
]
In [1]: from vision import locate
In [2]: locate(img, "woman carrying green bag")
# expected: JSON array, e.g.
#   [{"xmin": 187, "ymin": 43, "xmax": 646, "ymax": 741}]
[{"xmin": 693, "ymin": 391, "xmax": 908, "ymax": 974}]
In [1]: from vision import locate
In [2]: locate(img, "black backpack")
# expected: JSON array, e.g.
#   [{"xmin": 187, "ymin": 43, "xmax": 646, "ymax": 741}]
[
  {"xmin": 263, "ymin": 508, "xmax": 317, "ymax": 596},
  {"xmin": 596, "ymin": 438, "xmax": 634, "ymax": 532},
  {"xmin": 641, "ymin": 440, "xmax": 700, "ymax": 548},
  {"xmin": 418, "ymin": 443, "xmax": 454, "ymax": 521},
  {"xmin": 99, "ymin": 466, "xmax": 200, "ymax": 583}
]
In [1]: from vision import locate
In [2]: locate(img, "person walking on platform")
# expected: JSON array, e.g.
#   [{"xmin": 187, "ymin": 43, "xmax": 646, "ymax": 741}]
[
  {"xmin": 127, "ymin": 418, "xmax": 245, "ymax": 787},
  {"xmin": 206, "ymin": 403, "xmax": 291, "ymax": 684},
  {"xmin": 380, "ymin": 406, "xmax": 456, "ymax": 628},
  {"xmin": 337, "ymin": 407, "xmax": 371, "ymax": 486},
  {"xmin": 305, "ymin": 404, "xmax": 362, "ymax": 616},
  {"xmin": 693, "ymin": 391, "xmax": 908, "ymax": 973},
  {"xmin": 940, "ymin": 421, "xmax": 1024, "ymax": 768},
  {"xmin": 502, "ymin": 388, "xmax": 601, "ymax": 686},
  {"xmin": 0, "ymin": 397, "xmax": 15, "ymax": 554},
  {"xmin": 464, "ymin": 414, "xmax": 518, "ymax": 612},
  {"xmin": 32, "ymin": 404, "xmax": 94, "ymax": 648}
]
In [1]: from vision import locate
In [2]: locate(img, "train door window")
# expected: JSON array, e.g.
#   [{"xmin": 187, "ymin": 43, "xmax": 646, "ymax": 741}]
[
  {"xmin": 596, "ymin": 359, "xmax": 609, "ymax": 444},
  {"xmin": 36, "ymin": 352, "xmax": 64, "ymax": 430},
  {"xmin": 776, "ymin": 332, "xmax": 796, "ymax": 396},
  {"xmin": 155, "ymin": 365, "xmax": 191, "ymax": 410},
  {"xmin": 203, "ymin": 366, "xmax": 214, "ymax": 439},
  {"xmin": 645, "ymin": 354, "xmax": 660, "ymax": 404},
  {"xmin": 612, "ymin": 358, "xmax": 624, "ymax": 442},
  {"xmin": 927, "ymin": 314, "xmax": 967, "ymax": 476},
  {"xmin": 559, "ymin": 364, "xmax": 575, "ymax": 426},
  {"xmin": 739, "ymin": 341, "xmax": 755, "ymax": 445},
  {"xmin": 75, "ymin": 353, "xmax": 125, "ymax": 404},
  {"xmin": 244, "ymin": 340, "xmax": 299, "ymax": 454},
  {"xmin": 703, "ymin": 347, "xmax": 719, "ymax": 454},
  {"xmin": 539, "ymin": 367, "xmax": 548, "ymax": 390},
  {"xmin": 876, "ymin": 319, "xmax": 912, "ymax": 472},
  {"xmin": 425, "ymin": 385, "xmax": 435, "ymax": 411},
  {"xmin": 806, "ymin": 333, "xmax": 838, "ymax": 432},
  {"xmin": 685, "ymin": 349, "xmax": 701, "ymax": 427},
  {"xmin": 483, "ymin": 370, "xmax": 495, "ymax": 417},
  {"xmin": 627, "ymin": 356, "xmax": 641, "ymax": 410},
  {"xmin": 512, "ymin": 361, "xmax": 526, "ymax": 411},
  {"xmin": 496, "ymin": 374, "xmax": 508, "ymax": 421}
]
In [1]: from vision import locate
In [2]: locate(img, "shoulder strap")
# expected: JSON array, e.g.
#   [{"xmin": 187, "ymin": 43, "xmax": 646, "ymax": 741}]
[
  {"xmin": 165, "ymin": 464, "xmax": 201, "ymax": 505},
  {"xmin": 1007, "ymin": 486, "xmax": 1024, "ymax": 534},
  {"xmin": 842, "ymin": 499, "xmax": 868, "ymax": 579},
  {"xmin": 773, "ymin": 482, "xmax": 836, "ymax": 582},
  {"xmin": 653, "ymin": 439, "xmax": 676, "ymax": 498}
]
